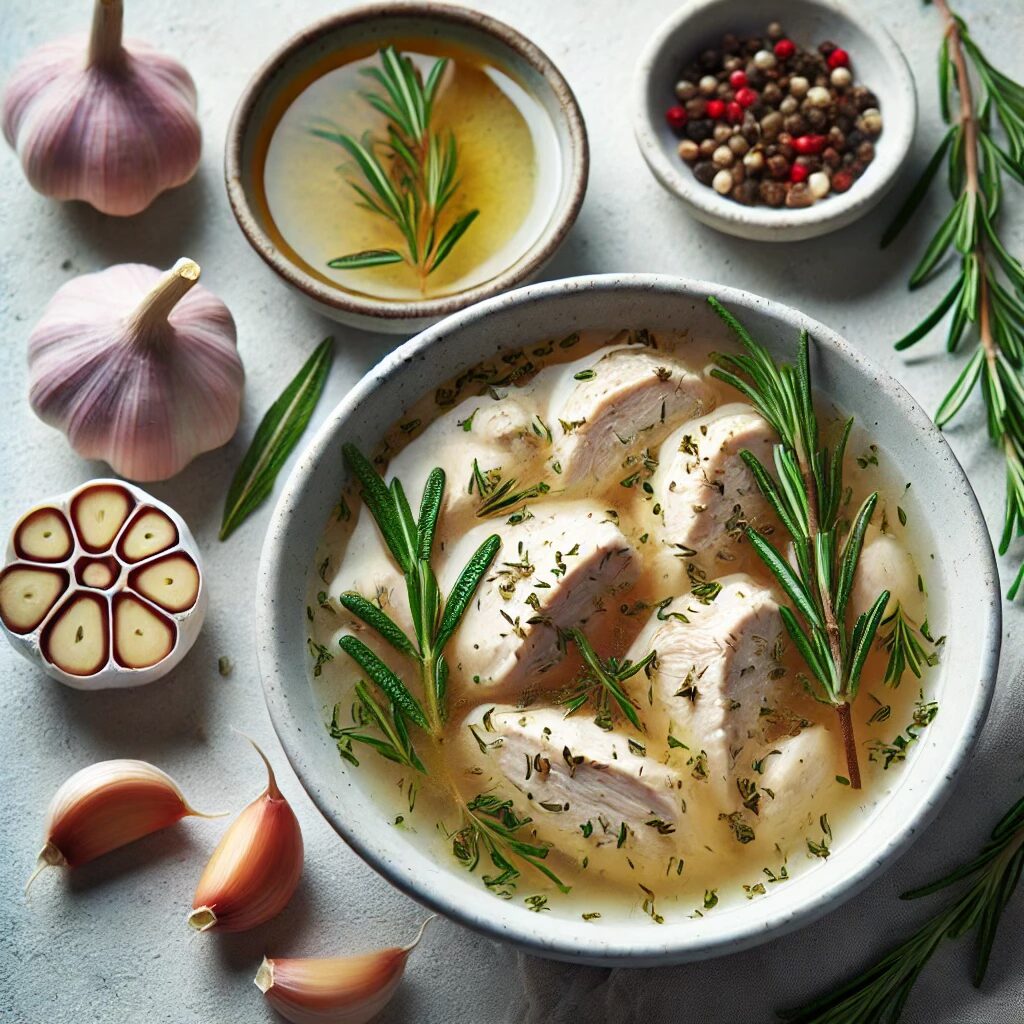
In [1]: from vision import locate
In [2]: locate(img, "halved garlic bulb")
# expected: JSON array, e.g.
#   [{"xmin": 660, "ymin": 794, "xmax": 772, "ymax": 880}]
[
  {"xmin": 254, "ymin": 919, "xmax": 433, "ymax": 1024},
  {"xmin": 29, "ymin": 759, "xmax": 223, "ymax": 891},
  {"xmin": 28, "ymin": 258, "xmax": 244, "ymax": 482},
  {"xmin": 0, "ymin": 479, "xmax": 206, "ymax": 689},
  {"xmin": 2, "ymin": 0, "xmax": 201, "ymax": 215}
]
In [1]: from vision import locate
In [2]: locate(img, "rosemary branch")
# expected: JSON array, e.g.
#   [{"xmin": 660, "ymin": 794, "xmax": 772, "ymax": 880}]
[
  {"xmin": 884, "ymin": 0, "xmax": 1024, "ymax": 598},
  {"xmin": 708, "ymin": 297, "xmax": 889, "ymax": 789},
  {"xmin": 782, "ymin": 794, "xmax": 1024, "ymax": 1023}
]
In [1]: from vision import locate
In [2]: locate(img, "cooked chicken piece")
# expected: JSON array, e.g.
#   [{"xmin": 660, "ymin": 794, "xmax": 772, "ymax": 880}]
[
  {"xmin": 624, "ymin": 574, "xmax": 785, "ymax": 793},
  {"xmin": 438, "ymin": 501, "xmax": 639, "ymax": 696},
  {"xmin": 457, "ymin": 705, "xmax": 706, "ymax": 873},
  {"xmin": 652, "ymin": 404, "xmax": 775, "ymax": 565},
  {"xmin": 384, "ymin": 394, "xmax": 549, "ymax": 528},
  {"xmin": 851, "ymin": 527, "xmax": 926, "ymax": 622},
  {"xmin": 551, "ymin": 349, "xmax": 714, "ymax": 490},
  {"xmin": 747, "ymin": 727, "xmax": 836, "ymax": 852}
]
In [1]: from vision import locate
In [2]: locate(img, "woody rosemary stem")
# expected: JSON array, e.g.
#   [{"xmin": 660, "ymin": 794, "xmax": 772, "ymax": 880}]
[{"xmin": 836, "ymin": 703, "xmax": 861, "ymax": 790}]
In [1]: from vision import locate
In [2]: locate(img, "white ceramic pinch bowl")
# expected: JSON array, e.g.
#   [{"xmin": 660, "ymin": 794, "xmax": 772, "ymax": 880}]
[
  {"xmin": 634, "ymin": 0, "xmax": 917, "ymax": 241},
  {"xmin": 0, "ymin": 479, "xmax": 207, "ymax": 689},
  {"xmin": 256, "ymin": 274, "xmax": 999, "ymax": 966}
]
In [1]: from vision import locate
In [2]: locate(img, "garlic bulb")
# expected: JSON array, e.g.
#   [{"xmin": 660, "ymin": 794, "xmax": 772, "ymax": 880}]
[
  {"xmin": 28, "ymin": 258, "xmax": 244, "ymax": 482},
  {"xmin": 2, "ymin": 0, "xmax": 201, "ymax": 215},
  {"xmin": 254, "ymin": 919, "xmax": 434, "ymax": 1024},
  {"xmin": 188, "ymin": 738, "xmax": 303, "ymax": 933},
  {"xmin": 28, "ymin": 759, "xmax": 223, "ymax": 891},
  {"xmin": 1, "ymin": 479, "xmax": 207, "ymax": 689}
]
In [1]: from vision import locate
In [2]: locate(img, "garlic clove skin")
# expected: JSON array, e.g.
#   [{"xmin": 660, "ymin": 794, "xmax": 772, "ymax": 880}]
[
  {"xmin": 28, "ymin": 258, "xmax": 244, "ymax": 482},
  {"xmin": 254, "ymin": 919, "xmax": 434, "ymax": 1024},
  {"xmin": 2, "ymin": 0, "xmax": 201, "ymax": 216},
  {"xmin": 29, "ymin": 759, "xmax": 223, "ymax": 891},
  {"xmin": 188, "ymin": 738, "xmax": 303, "ymax": 933}
]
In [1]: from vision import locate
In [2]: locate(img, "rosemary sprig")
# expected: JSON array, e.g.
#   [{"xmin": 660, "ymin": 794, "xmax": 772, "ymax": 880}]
[
  {"xmin": 879, "ymin": 604, "xmax": 938, "ymax": 686},
  {"xmin": 450, "ymin": 792, "xmax": 570, "ymax": 896},
  {"xmin": 708, "ymin": 296, "xmax": 889, "ymax": 789},
  {"xmin": 338, "ymin": 445, "xmax": 500, "ymax": 739},
  {"xmin": 220, "ymin": 337, "xmax": 334, "ymax": 540},
  {"xmin": 328, "ymin": 682, "xmax": 425, "ymax": 773},
  {"xmin": 883, "ymin": 0, "xmax": 1024, "ymax": 598},
  {"xmin": 781, "ymin": 794, "xmax": 1024, "ymax": 1024},
  {"xmin": 557, "ymin": 629, "xmax": 656, "ymax": 732},
  {"xmin": 312, "ymin": 46, "xmax": 479, "ymax": 286},
  {"xmin": 469, "ymin": 458, "xmax": 552, "ymax": 518}
]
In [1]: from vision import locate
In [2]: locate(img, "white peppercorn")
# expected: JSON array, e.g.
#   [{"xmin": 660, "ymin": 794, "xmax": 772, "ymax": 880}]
[
  {"xmin": 807, "ymin": 85, "xmax": 832, "ymax": 107},
  {"xmin": 788, "ymin": 75, "xmax": 810, "ymax": 98},
  {"xmin": 808, "ymin": 171, "xmax": 831, "ymax": 198},
  {"xmin": 675, "ymin": 79, "xmax": 697, "ymax": 100},
  {"xmin": 830, "ymin": 67, "xmax": 853, "ymax": 89},
  {"xmin": 753, "ymin": 49, "xmax": 777, "ymax": 70},
  {"xmin": 677, "ymin": 139, "xmax": 700, "ymax": 163},
  {"xmin": 699, "ymin": 74, "xmax": 719, "ymax": 96},
  {"xmin": 712, "ymin": 168, "xmax": 734, "ymax": 194},
  {"xmin": 712, "ymin": 144, "xmax": 735, "ymax": 168}
]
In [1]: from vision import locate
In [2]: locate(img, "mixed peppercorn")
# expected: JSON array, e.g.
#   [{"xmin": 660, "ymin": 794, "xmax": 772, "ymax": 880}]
[{"xmin": 666, "ymin": 22, "xmax": 883, "ymax": 209}]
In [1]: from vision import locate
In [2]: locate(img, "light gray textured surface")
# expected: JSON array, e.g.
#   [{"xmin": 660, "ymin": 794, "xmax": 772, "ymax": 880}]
[{"xmin": 0, "ymin": 2, "xmax": 1021, "ymax": 1023}]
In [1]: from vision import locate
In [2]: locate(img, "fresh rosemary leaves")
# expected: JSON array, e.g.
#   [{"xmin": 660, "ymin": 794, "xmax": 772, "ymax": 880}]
[
  {"xmin": 337, "ymin": 444, "xmax": 500, "ymax": 745},
  {"xmin": 708, "ymin": 296, "xmax": 889, "ymax": 789},
  {"xmin": 782, "ymin": 795, "xmax": 1024, "ymax": 1024},
  {"xmin": 558, "ymin": 629, "xmax": 656, "ymax": 732},
  {"xmin": 883, "ymin": 0, "xmax": 1024, "ymax": 598},
  {"xmin": 313, "ymin": 47, "xmax": 478, "ymax": 285},
  {"xmin": 450, "ymin": 793, "xmax": 569, "ymax": 896}
]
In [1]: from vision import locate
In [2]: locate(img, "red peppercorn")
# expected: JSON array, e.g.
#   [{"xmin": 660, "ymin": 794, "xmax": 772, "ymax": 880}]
[
  {"xmin": 726, "ymin": 101, "xmax": 744, "ymax": 124},
  {"xmin": 706, "ymin": 98, "xmax": 726, "ymax": 120},
  {"xmin": 792, "ymin": 134, "xmax": 827, "ymax": 155},
  {"xmin": 789, "ymin": 163, "xmax": 810, "ymax": 183},
  {"xmin": 666, "ymin": 106, "xmax": 688, "ymax": 131},
  {"xmin": 832, "ymin": 169, "xmax": 854, "ymax": 192},
  {"xmin": 735, "ymin": 87, "xmax": 758, "ymax": 108},
  {"xmin": 774, "ymin": 38, "xmax": 796, "ymax": 60},
  {"xmin": 827, "ymin": 48, "xmax": 850, "ymax": 69},
  {"xmin": 729, "ymin": 69, "xmax": 748, "ymax": 88}
]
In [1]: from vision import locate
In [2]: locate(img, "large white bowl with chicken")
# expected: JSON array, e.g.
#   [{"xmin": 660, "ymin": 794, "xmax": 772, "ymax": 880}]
[{"xmin": 256, "ymin": 275, "xmax": 1000, "ymax": 965}]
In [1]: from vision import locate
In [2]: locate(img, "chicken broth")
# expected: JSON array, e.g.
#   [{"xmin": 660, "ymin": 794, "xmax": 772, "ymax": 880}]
[{"xmin": 308, "ymin": 327, "xmax": 942, "ymax": 922}]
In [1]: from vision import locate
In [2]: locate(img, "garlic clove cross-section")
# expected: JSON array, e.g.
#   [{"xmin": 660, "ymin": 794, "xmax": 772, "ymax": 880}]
[
  {"xmin": 0, "ymin": 479, "xmax": 207, "ymax": 689},
  {"xmin": 2, "ymin": 0, "xmax": 201, "ymax": 215},
  {"xmin": 254, "ymin": 918, "xmax": 434, "ymax": 1024},
  {"xmin": 28, "ymin": 258, "xmax": 244, "ymax": 482}
]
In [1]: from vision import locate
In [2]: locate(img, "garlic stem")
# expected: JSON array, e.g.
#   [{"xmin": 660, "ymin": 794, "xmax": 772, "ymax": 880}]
[
  {"xmin": 128, "ymin": 258, "xmax": 201, "ymax": 338},
  {"xmin": 87, "ymin": 0, "xmax": 124, "ymax": 70}
]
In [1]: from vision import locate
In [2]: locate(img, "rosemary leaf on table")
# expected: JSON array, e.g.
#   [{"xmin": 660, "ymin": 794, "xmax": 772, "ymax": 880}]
[
  {"xmin": 884, "ymin": 0, "xmax": 1024, "ymax": 598},
  {"xmin": 220, "ymin": 336, "xmax": 334, "ymax": 540},
  {"xmin": 781, "ymin": 795, "xmax": 1024, "ymax": 1024},
  {"xmin": 707, "ymin": 296, "xmax": 888, "ymax": 790}
]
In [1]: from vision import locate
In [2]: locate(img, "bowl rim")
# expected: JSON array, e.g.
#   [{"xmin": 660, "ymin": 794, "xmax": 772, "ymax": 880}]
[
  {"xmin": 224, "ymin": 0, "xmax": 589, "ymax": 322},
  {"xmin": 632, "ymin": 0, "xmax": 917, "ymax": 238},
  {"xmin": 257, "ymin": 274, "xmax": 1001, "ymax": 965}
]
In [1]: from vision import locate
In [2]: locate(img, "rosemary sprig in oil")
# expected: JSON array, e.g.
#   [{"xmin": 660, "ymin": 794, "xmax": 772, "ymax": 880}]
[
  {"xmin": 708, "ymin": 296, "xmax": 889, "ymax": 789},
  {"xmin": 312, "ymin": 46, "xmax": 479, "ymax": 288},
  {"xmin": 883, "ymin": 0, "xmax": 1024, "ymax": 598}
]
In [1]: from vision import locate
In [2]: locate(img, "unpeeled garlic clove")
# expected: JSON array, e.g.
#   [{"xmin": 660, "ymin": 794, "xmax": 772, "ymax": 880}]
[
  {"xmin": 188, "ymin": 738, "xmax": 303, "ymax": 933},
  {"xmin": 254, "ymin": 919, "xmax": 434, "ymax": 1024},
  {"xmin": 28, "ymin": 258, "xmax": 244, "ymax": 482},
  {"xmin": 2, "ymin": 0, "xmax": 201, "ymax": 215},
  {"xmin": 28, "ymin": 759, "xmax": 222, "ymax": 891}
]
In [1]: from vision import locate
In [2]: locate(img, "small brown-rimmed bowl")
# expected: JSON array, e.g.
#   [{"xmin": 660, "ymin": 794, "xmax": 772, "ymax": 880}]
[
  {"xmin": 634, "ymin": 0, "xmax": 916, "ymax": 241},
  {"xmin": 225, "ymin": 2, "xmax": 589, "ymax": 333}
]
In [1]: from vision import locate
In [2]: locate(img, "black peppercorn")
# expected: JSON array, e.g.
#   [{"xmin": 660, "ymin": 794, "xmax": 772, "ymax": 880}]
[
  {"xmin": 759, "ymin": 179, "xmax": 787, "ymax": 206},
  {"xmin": 693, "ymin": 160, "xmax": 717, "ymax": 186},
  {"xmin": 686, "ymin": 118, "xmax": 714, "ymax": 141}
]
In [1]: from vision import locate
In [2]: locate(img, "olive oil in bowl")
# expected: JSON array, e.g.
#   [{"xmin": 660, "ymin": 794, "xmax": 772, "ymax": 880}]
[{"xmin": 257, "ymin": 41, "xmax": 561, "ymax": 303}]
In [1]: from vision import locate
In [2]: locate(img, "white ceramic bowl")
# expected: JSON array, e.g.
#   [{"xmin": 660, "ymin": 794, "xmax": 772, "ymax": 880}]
[
  {"xmin": 257, "ymin": 275, "xmax": 999, "ymax": 966},
  {"xmin": 226, "ymin": 2, "xmax": 588, "ymax": 333},
  {"xmin": 633, "ymin": 0, "xmax": 917, "ymax": 241}
]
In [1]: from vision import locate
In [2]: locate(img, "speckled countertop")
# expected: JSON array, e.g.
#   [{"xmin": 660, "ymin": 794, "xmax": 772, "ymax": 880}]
[{"xmin": 1, "ymin": 2, "xmax": 1022, "ymax": 1022}]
